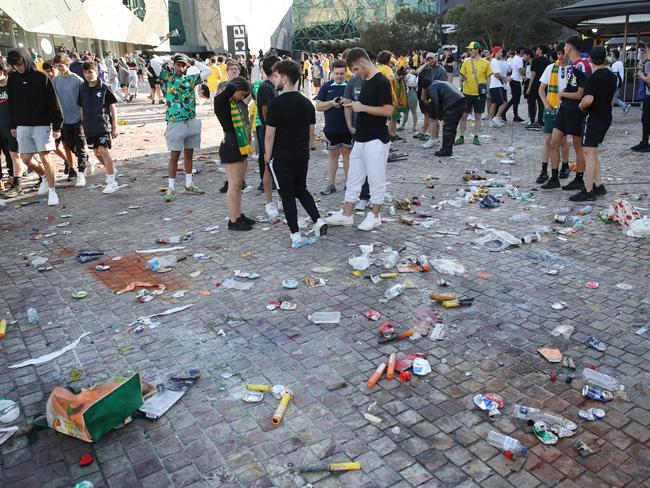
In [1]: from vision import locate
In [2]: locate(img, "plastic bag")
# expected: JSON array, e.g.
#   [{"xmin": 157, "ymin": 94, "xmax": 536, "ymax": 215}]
[
  {"xmin": 430, "ymin": 257, "xmax": 466, "ymax": 275},
  {"xmin": 625, "ymin": 216, "xmax": 650, "ymax": 238},
  {"xmin": 607, "ymin": 199, "xmax": 640, "ymax": 228},
  {"xmin": 474, "ymin": 229, "xmax": 521, "ymax": 252},
  {"xmin": 348, "ymin": 254, "xmax": 370, "ymax": 271}
]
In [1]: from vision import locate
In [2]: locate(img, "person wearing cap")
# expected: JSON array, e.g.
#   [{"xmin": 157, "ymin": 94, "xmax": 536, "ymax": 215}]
[
  {"xmin": 488, "ymin": 46, "xmax": 510, "ymax": 128},
  {"xmin": 570, "ymin": 46, "xmax": 617, "ymax": 201},
  {"xmin": 416, "ymin": 52, "xmax": 447, "ymax": 148},
  {"xmin": 150, "ymin": 53, "xmax": 211, "ymax": 202},
  {"xmin": 456, "ymin": 41, "xmax": 492, "ymax": 146}
]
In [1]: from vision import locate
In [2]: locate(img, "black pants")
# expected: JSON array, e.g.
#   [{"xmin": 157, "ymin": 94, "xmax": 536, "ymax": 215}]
[
  {"xmin": 441, "ymin": 104, "xmax": 465, "ymax": 152},
  {"xmin": 505, "ymin": 80, "xmax": 522, "ymax": 119},
  {"xmin": 62, "ymin": 121, "xmax": 88, "ymax": 171},
  {"xmin": 256, "ymin": 125, "xmax": 266, "ymax": 181},
  {"xmin": 642, "ymin": 100, "xmax": 650, "ymax": 144},
  {"xmin": 526, "ymin": 83, "xmax": 544, "ymax": 125},
  {"xmin": 0, "ymin": 133, "xmax": 15, "ymax": 178},
  {"xmin": 269, "ymin": 151, "xmax": 320, "ymax": 234}
]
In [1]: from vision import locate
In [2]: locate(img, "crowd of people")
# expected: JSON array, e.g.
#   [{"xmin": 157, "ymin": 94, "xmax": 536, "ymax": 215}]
[{"xmin": 0, "ymin": 35, "xmax": 648, "ymax": 241}]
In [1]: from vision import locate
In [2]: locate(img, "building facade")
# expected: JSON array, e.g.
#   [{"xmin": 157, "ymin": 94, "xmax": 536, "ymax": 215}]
[{"xmin": 0, "ymin": 0, "xmax": 169, "ymax": 58}]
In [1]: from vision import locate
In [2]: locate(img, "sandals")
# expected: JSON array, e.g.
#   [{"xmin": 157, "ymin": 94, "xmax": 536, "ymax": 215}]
[{"xmin": 532, "ymin": 421, "xmax": 559, "ymax": 445}]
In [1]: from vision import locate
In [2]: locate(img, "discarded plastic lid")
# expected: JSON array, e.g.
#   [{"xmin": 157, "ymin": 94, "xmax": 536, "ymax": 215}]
[
  {"xmin": 282, "ymin": 279, "xmax": 299, "ymax": 289},
  {"xmin": 72, "ymin": 291, "xmax": 88, "ymax": 299},
  {"xmin": 0, "ymin": 400, "xmax": 20, "ymax": 423}
]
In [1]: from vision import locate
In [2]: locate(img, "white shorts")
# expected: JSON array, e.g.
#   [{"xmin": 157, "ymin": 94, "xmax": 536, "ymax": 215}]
[
  {"xmin": 164, "ymin": 119, "xmax": 201, "ymax": 152},
  {"xmin": 16, "ymin": 125, "xmax": 56, "ymax": 154}
]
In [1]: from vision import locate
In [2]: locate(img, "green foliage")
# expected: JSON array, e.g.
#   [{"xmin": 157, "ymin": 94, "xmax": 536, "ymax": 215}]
[
  {"xmin": 444, "ymin": 0, "xmax": 562, "ymax": 49},
  {"xmin": 360, "ymin": 8, "xmax": 440, "ymax": 54}
]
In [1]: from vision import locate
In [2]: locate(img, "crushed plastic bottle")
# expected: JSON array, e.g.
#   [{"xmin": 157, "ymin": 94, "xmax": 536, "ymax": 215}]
[
  {"xmin": 581, "ymin": 368, "xmax": 624, "ymax": 391},
  {"xmin": 577, "ymin": 206, "xmax": 593, "ymax": 216},
  {"xmin": 27, "ymin": 307, "xmax": 39, "ymax": 325},
  {"xmin": 512, "ymin": 404, "xmax": 567, "ymax": 427},
  {"xmin": 417, "ymin": 255, "xmax": 430, "ymax": 271},
  {"xmin": 383, "ymin": 284, "xmax": 404, "ymax": 301},
  {"xmin": 554, "ymin": 215, "xmax": 583, "ymax": 224},
  {"xmin": 156, "ymin": 232, "xmax": 193, "ymax": 244},
  {"xmin": 146, "ymin": 255, "xmax": 178, "ymax": 272},
  {"xmin": 382, "ymin": 250, "xmax": 400, "ymax": 269},
  {"xmin": 308, "ymin": 311, "xmax": 341, "ymax": 324},
  {"xmin": 487, "ymin": 431, "xmax": 528, "ymax": 456}
]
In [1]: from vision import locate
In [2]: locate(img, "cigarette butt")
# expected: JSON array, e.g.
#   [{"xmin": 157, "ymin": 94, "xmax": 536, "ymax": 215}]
[
  {"xmin": 329, "ymin": 462, "xmax": 361, "ymax": 471},
  {"xmin": 387, "ymin": 353, "xmax": 396, "ymax": 380},
  {"xmin": 247, "ymin": 384, "xmax": 272, "ymax": 392},
  {"xmin": 326, "ymin": 382, "xmax": 348, "ymax": 391},
  {"xmin": 271, "ymin": 391, "xmax": 292, "ymax": 425},
  {"xmin": 367, "ymin": 362, "xmax": 386, "ymax": 388}
]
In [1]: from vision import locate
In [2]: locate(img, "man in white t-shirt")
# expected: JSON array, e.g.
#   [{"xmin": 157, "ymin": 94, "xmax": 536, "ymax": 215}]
[
  {"xmin": 488, "ymin": 47, "xmax": 509, "ymax": 128},
  {"xmin": 505, "ymin": 46, "xmax": 525, "ymax": 122},
  {"xmin": 609, "ymin": 49, "xmax": 630, "ymax": 114}
]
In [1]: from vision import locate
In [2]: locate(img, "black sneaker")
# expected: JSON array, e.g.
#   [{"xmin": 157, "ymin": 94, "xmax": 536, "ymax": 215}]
[
  {"xmin": 569, "ymin": 189, "xmax": 596, "ymax": 202},
  {"xmin": 500, "ymin": 115, "xmax": 507, "ymax": 122},
  {"xmin": 631, "ymin": 142, "xmax": 650, "ymax": 151},
  {"xmin": 64, "ymin": 163, "xmax": 69, "ymax": 175},
  {"xmin": 594, "ymin": 184, "xmax": 607, "ymax": 196},
  {"xmin": 434, "ymin": 149, "xmax": 452, "ymax": 157},
  {"xmin": 562, "ymin": 177, "xmax": 585, "ymax": 191},
  {"xmin": 67, "ymin": 168, "xmax": 77, "ymax": 182},
  {"xmin": 219, "ymin": 181, "xmax": 229, "ymax": 193},
  {"xmin": 257, "ymin": 182, "xmax": 264, "ymax": 191},
  {"xmin": 240, "ymin": 214, "xmax": 256, "ymax": 226},
  {"xmin": 513, "ymin": 116, "xmax": 524, "ymax": 123},
  {"xmin": 559, "ymin": 164, "xmax": 571, "ymax": 179},
  {"xmin": 541, "ymin": 178, "xmax": 560, "ymax": 189},
  {"xmin": 228, "ymin": 216, "xmax": 253, "ymax": 231},
  {"xmin": 535, "ymin": 172, "xmax": 549, "ymax": 184},
  {"xmin": 241, "ymin": 180, "xmax": 247, "ymax": 190}
]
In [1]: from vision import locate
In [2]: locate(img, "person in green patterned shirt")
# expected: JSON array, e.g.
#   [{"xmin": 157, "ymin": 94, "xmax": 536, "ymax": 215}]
[{"xmin": 150, "ymin": 53, "xmax": 211, "ymax": 202}]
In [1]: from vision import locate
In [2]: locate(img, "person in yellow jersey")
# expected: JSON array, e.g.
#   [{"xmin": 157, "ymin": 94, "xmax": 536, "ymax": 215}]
[
  {"xmin": 206, "ymin": 55, "xmax": 221, "ymax": 103},
  {"xmin": 322, "ymin": 53, "xmax": 330, "ymax": 81},
  {"xmin": 456, "ymin": 41, "xmax": 492, "ymax": 146},
  {"xmin": 376, "ymin": 50, "xmax": 399, "ymax": 139},
  {"xmin": 411, "ymin": 51, "xmax": 419, "ymax": 69}
]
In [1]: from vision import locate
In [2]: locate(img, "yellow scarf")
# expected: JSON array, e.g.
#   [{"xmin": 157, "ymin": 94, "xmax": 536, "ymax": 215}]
[
  {"xmin": 548, "ymin": 62, "xmax": 561, "ymax": 109},
  {"xmin": 230, "ymin": 99, "xmax": 253, "ymax": 156}
]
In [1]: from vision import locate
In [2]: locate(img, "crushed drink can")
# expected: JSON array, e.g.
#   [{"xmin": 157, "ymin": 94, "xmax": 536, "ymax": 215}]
[
  {"xmin": 582, "ymin": 385, "xmax": 613, "ymax": 402},
  {"xmin": 378, "ymin": 322, "xmax": 395, "ymax": 338},
  {"xmin": 365, "ymin": 309, "xmax": 381, "ymax": 321}
]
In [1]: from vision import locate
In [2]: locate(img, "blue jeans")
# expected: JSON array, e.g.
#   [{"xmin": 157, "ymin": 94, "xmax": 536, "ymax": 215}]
[{"xmin": 614, "ymin": 88, "xmax": 627, "ymax": 108}]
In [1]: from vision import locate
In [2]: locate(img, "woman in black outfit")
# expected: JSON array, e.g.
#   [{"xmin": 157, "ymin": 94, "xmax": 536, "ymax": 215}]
[{"xmin": 214, "ymin": 76, "xmax": 255, "ymax": 231}]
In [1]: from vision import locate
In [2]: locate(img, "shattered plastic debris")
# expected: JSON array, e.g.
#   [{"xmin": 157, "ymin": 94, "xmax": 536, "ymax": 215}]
[
  {"xmin": 551, "ymin": 301, "xmax": 568, "ymax": 310},
  {"xmin": 550, "ymin": 324, "xmax": 574, "ymax": 339},
  {"xmin": 412, "ymin": 358, "xmax": 431, "ymax": 376},
  {"xmin": 348, "ymin": 254, "xmax": 370, "ymax": 271},
  {"xmin": 363, "ymin": 412, "xmax": 383, "ymax": 424},
  {"xmin": 430, "ymin": 257, "xmax": 465, "ymax": 275},
  {"xmin": 220, "ymin": 278, "xmax": 253, "ymax": 291},
  {"xmin": 282, "ymin": 279, "xmax": 299, "ymax": 289},
  {"xmin": 429, "ymin": 323, "xmax": 448, "ymax": 340},
  {"xmin": 233, "ymin": 270, "xmax": 261, "ymax": 280},
  {"xmin": 474, "ymin": 393, "xmax": 504, "ymax": 418}
]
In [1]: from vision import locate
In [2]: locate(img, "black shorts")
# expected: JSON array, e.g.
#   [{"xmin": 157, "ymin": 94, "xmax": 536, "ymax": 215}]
[
  {"xmin": 324, "ymin": 132, "xmax": 352, "ymax": 149},
  {"xmin": 464, "ymin": 95, "xmax": 486, "ymax": 114},
  {"xmin": 87, "ymin": 134, "xmax": 112, "ymax": 149},
  {"xmin": 489, "ymin": 87, "xmax": 507, "ymax": 105},
  {"xmin": 582, "ymin": 115, "xmax": 611, "ymax": 148},
  {"xmin": 219, "ymin": 132, "xmax": 245, "ymax": 164},
  {"xmin": 553, "ymin": 105, "xmax": 585, "ymax": 137},
  {"xmin": 147, "ymin": 76, "xmax": 159, "ymax": 88},
  {"xmin": 61, "ymin": 122, "xmax": 86, "ymax": 146},
  {"xmin": 419, "ymin": 99, "xmax": 429, "ymax": 114},
  {"xmin": 312, "ymin": 78, "xmax": 322, "ymax": 88},
  {"xmin": 0, "ymin": 129, "xmax": 18, "ymax": 153}
]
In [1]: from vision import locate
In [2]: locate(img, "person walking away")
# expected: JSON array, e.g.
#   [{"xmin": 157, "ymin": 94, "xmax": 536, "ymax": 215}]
[
  {"xmin": 488, "ymin": 47, "xmax": 509, "ymax": 128},
  {"xmin": 0, "ymin": 63, "xmax": 22, "ymax": 193},
  {"xmin": 78, "ymin": 60, "xmax": 120, "ymax": 194},
  {"xmin": 526, "ymin": 45, "xmax": 550, "ymax": 128},
  {"xmin": 399, "ymin": 68, "xmax": 418, "ymax": 131},
  {"xmin": 632, "ymin": 51, "xmax": 650, "ymax": 152},
  {"xmin": 126, "ymin": 55, "xmax": 138, "ymax": 100},
  {"xmin": 6, "ymin": 47, "xmax": 63, "ymax": 204},
  {"xmin": 265, "ymin": 60, "xmax": 327, "ymax": 246},
  {"xmin": 326, "ymin": 48, "xmax": 392, "ymax": 231},
  {"xmin": 256, "ymin": 55, "xmax": 281, "ymax": 217},
  {"xmin": 423, "ymin": 80, "xmax": 465, "ymax": 157},
  {"xmin": 541, "ymin": 37, "xmax": 588, "ymax": 192},
  {"xmin": 504, "ymin": 46, "xmax": 525, "ymax": 122},
  {"xmin": 150, "ymin": 53, "xmax": 211, "ymax": 202},
  {"xmin": 537, "ymin": 44, "xmax": 571, "ymax": 184},
  {"xmin": 316, "ymin": 59, "xmax": 352, "ymax": 195},
  {"xmin": 570, "ymin": 46, "xmax": 617, "ymax": 201},
  {"xmin": 443, "ymin": 49, "xmax": 456, "ymax": 84},
  {"xmin": 610, "ymin": 49, "xmax": 630, "ymax": 114},
  {"xmin": 117, "ymin": 58, "xmax": 131, "ymax": 102},
  {"xmin": 146, "ymin": 59, "xmax": 162, "ymax": 104},
  {"xmin": 456, "ymin": 41, "xmax": 492, "ymax": 146},
  {"xmin": 52, "ymin": 53, "xmax": 88, "ymax": 186},
  {"xmin": 214, "ymin": 77, "xmax": 255, "ymax": 230}
]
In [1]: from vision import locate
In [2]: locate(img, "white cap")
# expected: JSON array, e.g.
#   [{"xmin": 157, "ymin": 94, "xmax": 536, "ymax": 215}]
[{"xmin": 426, "ymin": 52, "xmax": 436, "ymax": 59}]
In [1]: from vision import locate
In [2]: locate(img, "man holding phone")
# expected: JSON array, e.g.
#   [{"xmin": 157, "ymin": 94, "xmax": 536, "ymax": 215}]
[{"xmin": 315, "ymin": 59, "xmax": 351, "ymax": 195}]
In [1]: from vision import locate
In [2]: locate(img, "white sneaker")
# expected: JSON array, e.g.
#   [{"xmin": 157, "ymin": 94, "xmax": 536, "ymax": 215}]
[
  {"xmin": 468, "ymin": 114, "xmax": 475, "ymax": 121},
  {"xmin": 325, "ymin": 209, "xmax": 354, "ymax": 226},
  {"xmin": 37, "ymin": 179, "xmax": 49, "ymax": 195},
  {"xmin": 490, "ymin": 117, "xmax": 504, "ymax": 128},
  {"xmin": 290, "ymin": 232, "xmax": 303, "ymax": 248},
  {"xmin": 75, "ymin": 172, "xmax": 86, "ymax": 187},
  {"xmin": 422, "ymin": 138, "xmax": 436, "ymax": 149},
  {"xmin": 265, "ymin": 201, "xmax": 279, "ymax": 219},
  {"xmin": 357, "ymin": 212, "xmax": 381, "ymax": 231},
  {"xmin": 47, "ymin": 189, "xmax": 59, "ymax": 206},
  {"xmin": 102, "ymin": 180, "xmax": 119, "ymax": 194},
  {"xmin": 354, "ymin": 199, "xmax": 369, "ymax": 211},
  {"xmin": 86, "ymin": 160, "xmax": 96, "ymax": 176},
  {"xmin": 313, "ymin": 218, "xmax": 328, "ymax": 236}
]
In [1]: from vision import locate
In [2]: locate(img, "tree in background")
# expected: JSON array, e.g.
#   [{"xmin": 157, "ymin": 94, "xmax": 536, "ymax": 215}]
[
  {"xmin": 361, "ymin": 8, "xmax": 440, "ymax": 54},
  {"xmin": 445, "ymin": 0, "xmax": 562, "ymax": 50}
]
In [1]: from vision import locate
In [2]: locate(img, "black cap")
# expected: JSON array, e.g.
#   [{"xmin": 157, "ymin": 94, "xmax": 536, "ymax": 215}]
[{"xmin": 171, "ymin": 53, "xmax": 191, "ymax": 65}]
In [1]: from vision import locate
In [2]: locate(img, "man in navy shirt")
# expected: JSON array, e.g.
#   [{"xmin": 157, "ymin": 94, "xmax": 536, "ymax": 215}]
[{"xmin": 315, "ymin": 59, "xmax": 351, "ymax": 195}]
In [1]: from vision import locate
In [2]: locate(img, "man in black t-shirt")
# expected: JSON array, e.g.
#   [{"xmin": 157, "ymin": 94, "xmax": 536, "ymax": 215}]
[
  {"xmin": 326, "ymin": 48, "xmax": 393, "ymax": 231},
  {"xmin": 256, "ymin": 55, "xmax": 280, "ymax": 217},
  {"xmin": 526, "ymin": 45, "xmax": 550, "ymax": 127},
  {"xmin": 570, "ymin": 47, "xmax": 617, "ymax": 202},
  {"xmin": 264, "ymin": 60, "xmax": 327, "ymax": 248}
]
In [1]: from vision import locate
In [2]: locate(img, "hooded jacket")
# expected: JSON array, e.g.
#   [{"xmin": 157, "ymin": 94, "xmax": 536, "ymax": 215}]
[{"xmin": 7, "ymin": 47, "xmax": 63, "ymax": 131}]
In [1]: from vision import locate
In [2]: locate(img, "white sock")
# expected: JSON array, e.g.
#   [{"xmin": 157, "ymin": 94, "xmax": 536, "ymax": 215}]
[
  {"xmin": 107, "ymin": 174, "xmax": 115, "ymax": 183},
  {"xmin": 168, "ymin": 178, "xmax": 175, "ymax": 190},
  {"xmin": 185, "ymin": 173, "xmax": 193, "ymax": 188},
  {"xmin": 48, "ymin": 187, "xmax": 56, "ymax": 192}
]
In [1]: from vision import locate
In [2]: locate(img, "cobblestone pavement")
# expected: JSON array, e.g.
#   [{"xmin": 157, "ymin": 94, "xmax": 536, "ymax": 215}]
[{"xmin": 1, "ymin": 95, "xmax": 649, "ymax": 488}]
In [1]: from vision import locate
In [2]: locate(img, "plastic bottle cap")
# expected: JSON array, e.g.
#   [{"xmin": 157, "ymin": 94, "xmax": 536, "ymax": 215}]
[
  {"xmin": 520, "ymin": 446, "xmax": 528, "ymax": 454},
  {"xmin": 79, "ymin": 454, "xmax": 94, "ymax": 466},
  {"xmin": 504, "ymin": 450, "xmax": 513, "ymax": 459}
]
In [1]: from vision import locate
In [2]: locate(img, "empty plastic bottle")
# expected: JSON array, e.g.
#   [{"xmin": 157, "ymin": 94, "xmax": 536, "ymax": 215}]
[
  {"xmin": 383, "ymin": 284, "xmax": 404, "ymax": 301},
  {"xmin": 513, "ymin": 404, "xmax": 540, "ymax": 420},
  {"xmin": 382, "ymin": 250, "xmax": 400, "ymax": 269},
  {"xmin": 146, "ymin": 255, "xmax": 178, "ymax": 272},
  {"xmin": 487, "ymin": 431, "xmax": 528, "ymax": 455},
  {"xmin": 417, "ymin": 255, "xmax": 430, "ymax": 271},
  {"xmin": 27, "ymin": 307, "xmax": 39, "ymax": 325},
  {"xmin": 581, "ymin": 368, "xmax": 624, "ymax": 391},
  {"xmin": 308, "ymin": 311, "xmax": 341, "ymax": 324},
  {"xmin": 577, "ymin": 206, "xmax": 593, "ymax": 216}
]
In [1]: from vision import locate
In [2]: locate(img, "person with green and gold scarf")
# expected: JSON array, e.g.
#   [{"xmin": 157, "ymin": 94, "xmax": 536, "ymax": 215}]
[{"xmin": 214, "ymin": 76, "xmax": 256, "ymax": 231}]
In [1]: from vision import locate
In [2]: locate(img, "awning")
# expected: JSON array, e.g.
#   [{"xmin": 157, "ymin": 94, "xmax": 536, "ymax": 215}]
[
  {"xmin": 605, "ymin": 35, "xmax": 647, "ymax": 45},
  {"xmin": 548, "ymin": 0, "xmax": 650, "ymax": 27}
]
